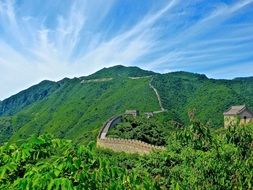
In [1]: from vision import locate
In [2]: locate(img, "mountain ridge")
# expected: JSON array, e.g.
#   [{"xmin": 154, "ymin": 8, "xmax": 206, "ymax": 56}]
[
  {"xmin": 2, "ymin": 65, "xmax": 253, "ymax": 103},
  {"xmin": 0, "ymin": 65, "xmax": 253, "ymax": 144},
  {"xmin": 0, "ymin": 65, "xmax": 156, "ymax": 117}
]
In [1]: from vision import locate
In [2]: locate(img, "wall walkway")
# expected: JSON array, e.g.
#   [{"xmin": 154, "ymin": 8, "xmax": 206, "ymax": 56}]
[
  {"xmin": 149, "ymin": 78, "xmax": 167, "ymax": 113},
  {"xmin": 97, "ymin": 115, "xmax": 166, "ymax": 155}
]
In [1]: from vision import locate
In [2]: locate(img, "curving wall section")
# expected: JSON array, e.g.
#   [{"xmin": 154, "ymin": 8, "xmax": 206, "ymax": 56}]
[{"xmin": 97, "ymin": 115, "xmax": 166, "ymax": 155}]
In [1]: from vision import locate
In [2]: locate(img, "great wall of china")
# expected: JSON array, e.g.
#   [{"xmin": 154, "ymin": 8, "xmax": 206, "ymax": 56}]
[
  {"xmin": 149, "ymin": 77, "xmax": 167, "ymax": 113},
  {"xmin": 97, "ymin": 115, "xmax": 166, "ymax": 154},
  {"xmin": 95, "ymin": 76, "xmax": 167, "ymax": 154}
]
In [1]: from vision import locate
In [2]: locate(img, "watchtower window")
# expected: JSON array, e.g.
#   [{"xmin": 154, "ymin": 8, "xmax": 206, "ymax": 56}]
[{"xmin": 244, "ymin": 116, "xmax": 247, "ymax": 123}]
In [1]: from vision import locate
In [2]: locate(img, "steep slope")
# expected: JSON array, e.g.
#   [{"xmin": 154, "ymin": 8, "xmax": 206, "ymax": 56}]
[
  {"xmin": 0, "ymin": 116, "xmax": 13, "ymax": 143},
  {"xmin": 0, "ymin": 66, "xmax": 253, "ymax": 144},
  {"xmin": 0, "ymin": 80, "xmax": 60, "ymax": 116},
  {"xmin": 151, "ymin": 72, "xmax": 207, "ymax": 122},
  {"xmin": 0, "ymin": 65, "xmax": 154, "ymax": 117},
  {"xmin": 0, "ymin": 66, "xmax": 160, "ymax": 144},
  {"xmin": 152, "ymin": 72, "xmax": 253, "ymax": 127}
]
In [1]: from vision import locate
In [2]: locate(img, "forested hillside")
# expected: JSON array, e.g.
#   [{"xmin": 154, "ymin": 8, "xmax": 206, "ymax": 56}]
[
  {"xmin": 0, "ymin": 65, "xmax": 253, "ymax": 189},
  {"xmin": 0, "ymin": 66, "xmax": 253, "ymax": 144},
  {"xmin": 0, "ymin": 80, "xmax": 60, "ymax": 116},
  {"xmin": 152, "ymin": 72, "xmax": 253, "ymax": 127},
  {"xmin": 1, "ymin": 121, "xmax": 252, "ymax": 189},
  {"xmin": 0, "ymin": 66, "xmax": 160, "ymax": 144}
]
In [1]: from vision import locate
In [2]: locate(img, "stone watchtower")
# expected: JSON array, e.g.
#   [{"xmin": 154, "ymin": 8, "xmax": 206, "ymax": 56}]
[
  {"xmin": 223, "ymin": 105, "xmax": 253, "ymax": 128},
  {"xmin": 125, "ymin": 110, "xmax": 140, "ymax": 117}
]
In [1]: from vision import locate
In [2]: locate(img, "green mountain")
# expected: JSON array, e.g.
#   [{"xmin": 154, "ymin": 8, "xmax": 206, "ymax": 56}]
[
  {"xmin": 0, "ymin": 66, "xmax": 160, "ymax": 144},
  {"xmin": 0, "ymin": 65, "xmax": 253, "ymax": 144},
  {"xmin": 84, "ymin": 65, "xmax": 155, "ymax": 79},
  {"xmin": 0, "ymin": 80, "xmax": 59, "ymax": 116},
  {"xmin": 152, "ymin": 72, "xmax": 253, "ymax": 127}
]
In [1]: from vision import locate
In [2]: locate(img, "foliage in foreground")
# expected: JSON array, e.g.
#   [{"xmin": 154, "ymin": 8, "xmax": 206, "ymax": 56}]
[
  {"xmin": 0, "ymin": 121, "xmax": 253, "ymax": 189},
  {"xmin": 146, "ymin": 122, "xmax": 253, "ymax": 189},
  {"xmin": 0, "ymin": 135, "xmax": 155, "ymax": 190}
]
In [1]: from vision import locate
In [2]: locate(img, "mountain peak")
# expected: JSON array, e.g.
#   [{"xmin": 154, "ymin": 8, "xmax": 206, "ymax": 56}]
[{"xmin": 87, "ymin": 65, "xmax": 155, "ymax": 79}]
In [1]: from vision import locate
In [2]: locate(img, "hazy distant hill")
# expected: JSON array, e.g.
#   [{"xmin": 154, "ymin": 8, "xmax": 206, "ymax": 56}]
[{"xmin": 0, "ymin": 65, "xmax": 253, "ymax": 144}]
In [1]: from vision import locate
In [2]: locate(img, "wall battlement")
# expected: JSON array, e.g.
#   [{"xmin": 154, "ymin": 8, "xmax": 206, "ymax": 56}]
[{"xmin": 97, "ymin": 114, "xmax": 166, "ymax": 154}]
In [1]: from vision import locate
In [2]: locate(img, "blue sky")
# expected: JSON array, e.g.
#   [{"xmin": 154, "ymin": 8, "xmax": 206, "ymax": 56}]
[{"xmin": 0, "ymin": 0, "xmax": 253, "ymax": 100}]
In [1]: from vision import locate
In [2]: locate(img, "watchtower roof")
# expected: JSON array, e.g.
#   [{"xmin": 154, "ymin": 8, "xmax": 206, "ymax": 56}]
[{"xmin": 223, "ymin": 105, "xmax": 247, "ymax": 116}]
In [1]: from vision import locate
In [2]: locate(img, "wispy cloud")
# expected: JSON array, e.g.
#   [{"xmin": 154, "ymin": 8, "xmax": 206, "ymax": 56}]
[
  {"xmin": 0, "ymin": 0, "xmax": 253, "ymax": 99},
  {"xmin": 142, "ymin": 0, "xmax": 253, "ymax": 73}
]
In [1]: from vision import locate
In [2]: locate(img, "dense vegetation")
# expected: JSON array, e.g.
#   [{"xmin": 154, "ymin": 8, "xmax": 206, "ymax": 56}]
[
  {"xmin": 152, "ymin": 72, "xmax": 253, "ymax": 127},
  {"xmin": 0, "ymin": 135, "xmax": 156, "ymax": 189},
  {"xmin": 0, "ymin": 80, "xmax": 60, "ymax": 116},
  {"xmin": 0, "ymin": 64, "xmax": 252, "ymax": 189},
  {"xmin": 1, "ymin": 119, "xmax": 252, "ymax": 189},
  {"xmin": 0, "ymin": 73, "xmax": 159, "ymax": 144},
  {"xmin": 0, "ymin": 117, "xmax": 13, "ymax": 143},
  {"xmin": 107, "ymin": 114, "xmax": 173, "ymax": 146},
  {"xmin": 0, "ymin": 65, "xmax": 253, "ymax": 145}
]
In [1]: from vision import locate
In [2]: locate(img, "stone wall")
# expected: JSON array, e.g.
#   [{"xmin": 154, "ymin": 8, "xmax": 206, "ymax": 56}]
[
  {"xmin": 97, "ymin": 138, "xmax": 165, "ymax": 155},
  {"xmin": 98, "ymin": 115, "xmax": 122, "ymax": 139},
  {"xmin": 224, "ymin": 116, "xmax": 238, "ymax": 128},
  {"xmin": 97, "ymin": 114, "xmax": 166, "ymax": 154},
  {"xmin": 224, "ymin": 115, "xmax": 253, "ymax": 128}
]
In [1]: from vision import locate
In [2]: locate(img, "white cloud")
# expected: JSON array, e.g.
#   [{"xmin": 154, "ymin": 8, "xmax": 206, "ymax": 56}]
[
  {"xmin": 74, "ymin": 0, "xmax": 180, "ymax": 71},
  {"xmin": 143, "ymin": 0, "xmax": 253, "ymax": 71}
]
